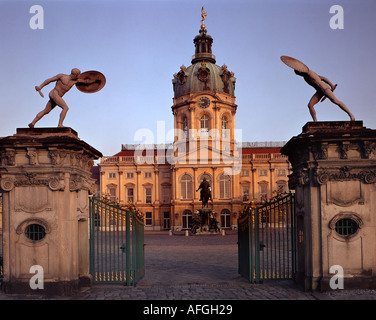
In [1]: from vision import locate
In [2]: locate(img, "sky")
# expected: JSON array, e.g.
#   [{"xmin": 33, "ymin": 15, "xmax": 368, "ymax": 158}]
[{"xmin": 0, "ymin": 0, "xmax": 375, "ymax": 157}]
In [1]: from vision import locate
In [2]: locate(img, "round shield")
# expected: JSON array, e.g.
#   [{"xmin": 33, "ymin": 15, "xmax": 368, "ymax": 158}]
[
  {"xmin": 76, "ymin": 70, "xmax": 106, "ymax": 93},
  {"xmin": 280, "ymin": 56, "xmax": 309, "ymax": 73}
]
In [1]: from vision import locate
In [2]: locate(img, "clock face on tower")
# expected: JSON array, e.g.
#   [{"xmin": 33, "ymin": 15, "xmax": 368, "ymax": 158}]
[{"xmin": 197, "ymin": 96, "xmax": 210, "ymax": 109}]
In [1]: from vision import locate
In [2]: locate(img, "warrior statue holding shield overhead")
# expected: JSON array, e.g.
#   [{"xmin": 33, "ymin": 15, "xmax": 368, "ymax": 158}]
[
  {"xmin": 281, "ymin": 56, "xmax": 355, "ymax": 122},
  {"xmin": 29, "ymin": 68, "xmax": 105, "ymax": 128}
]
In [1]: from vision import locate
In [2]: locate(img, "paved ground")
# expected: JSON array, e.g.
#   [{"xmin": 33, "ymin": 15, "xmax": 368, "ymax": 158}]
[{"xmin": 1, "ymin": 231, "xmax": 376, "ymax": 301}]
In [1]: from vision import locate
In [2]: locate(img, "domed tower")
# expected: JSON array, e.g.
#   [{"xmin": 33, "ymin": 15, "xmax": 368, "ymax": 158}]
[{"xmin": 172, "ymin": 7, "xmax": 237, "ymax": 162}]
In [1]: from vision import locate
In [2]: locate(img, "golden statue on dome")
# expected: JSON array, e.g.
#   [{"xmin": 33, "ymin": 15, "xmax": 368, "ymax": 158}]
[{"xmin": 201, "ymin": 6, "xmax": 207, "ymax": 29}]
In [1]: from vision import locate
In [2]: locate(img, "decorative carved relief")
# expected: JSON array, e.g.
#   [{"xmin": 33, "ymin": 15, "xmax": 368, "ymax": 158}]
[
  {"xmin": 27, "ymin": 149, "xmax": 38, "ymax": 165},
  {"xmin": 48, "ymin": 176, "xmax": 65, "ymax": 191},
  {"xmin": 363, "ymin": 141, "xmax": 376, "ymax": 159},
  {"xmin": 1, "ymin": 173, "xmax": 65, "ymax": 192},
  {"xmin": 49, "ymin": 150, "xmax": 59, "ymax": 165},
  {"xmin": 15, "ymin": 186, "xmax": 51, "ymax": 213},
  {"xmin": 16, "ymin": 218, "xmax": 51, "ymax": 235},
  {"xmin": 3, "ymin": 149, "xmax": 15, "ymax": 166},
  {"xmin": 326, "ymin": 181, "xmax": 363, "ymax": 207},
  {"xmin": 1, "ymin": 177, "xmax": 15, "ymax": 191},
  {"xmin": 315, "ymin": 166, "xmax": 376, "ymax": 185},
  {"xmin": 288, "ymin": 168, "xmax": 309, "ymax": 189},
  {"xmin": 339, "ymin": 142, "xmax": 350, "ymax": 159}
]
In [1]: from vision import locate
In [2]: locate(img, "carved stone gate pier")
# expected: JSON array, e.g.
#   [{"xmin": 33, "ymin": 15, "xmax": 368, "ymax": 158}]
[
  {"xmin": 0, "ymin": 128, "xmax": 102, "ymax": 295},
  {"xmin": 281, "ymin": 121, "xmax": 376, "ymax": 291}
]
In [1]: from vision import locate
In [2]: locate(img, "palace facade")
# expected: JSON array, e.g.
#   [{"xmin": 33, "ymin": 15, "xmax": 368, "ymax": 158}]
[{"xmin": 98, "ymin": 16, "xmax": 291, "ymax": 230}]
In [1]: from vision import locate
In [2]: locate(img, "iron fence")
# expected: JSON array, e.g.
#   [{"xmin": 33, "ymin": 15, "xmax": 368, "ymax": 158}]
[
  {"xmin": 238, "ymin": 193, "xmax": 296, "ymax": 283},
  {"xmin": 89, "ymin": 197, "xmax": 144, "ymax": 285}
]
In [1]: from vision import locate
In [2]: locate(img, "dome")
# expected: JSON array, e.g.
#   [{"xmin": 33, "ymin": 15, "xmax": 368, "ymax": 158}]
[
  {"xmin": 172, "ymin": 61, "xmax": 236, "ymax": 98},
  {"xmin": 172, "ymin": 24, "xmax": 236, "ymax": 99}
]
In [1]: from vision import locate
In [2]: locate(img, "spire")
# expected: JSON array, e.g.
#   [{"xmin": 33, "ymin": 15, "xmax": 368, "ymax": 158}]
[{"xmin": 191, "ymin": 7, "xmax": 216, "ymax": 64}]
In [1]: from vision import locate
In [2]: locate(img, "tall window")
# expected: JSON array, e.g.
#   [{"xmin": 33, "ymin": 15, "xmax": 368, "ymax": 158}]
[
  {"xmin": 182, "ymin": 210, "xmax": 192, "ymax": 229},
  {"xmin": 242, "ymin": 185, "xmax": 250, "ymax": 202},
  {"xmin": 181, "ymin": 174, "xmax": 193, "ymax": 200},
  {"xmin": 108, "ymin": 187, "xmax": 117, "ymax": 203},
  {"xmin": 219, "ymin": 174, "xmax": 231, "ymax": 199},
  {"xmin": 200, "ymin": 115, "xmax": 209, "ymax": 136},
  {"xmin": 127, "ymin": 188, "xmax": 134, "ymax": 203},
  {"xmin": 259, "ymin": 182, "xmax": 268, "ymax": 201},
  {"xmin": 145, "ymin": 212, "xmax": 152, "ymax": 226},
  {"xmin": 163, "ymin": 212, "xmax": 170, "ymax": 230},
  {"xmin": 221, "ymin": 209, "xmax": 231, "ymax": 229},
  {"xmin": 161, "ymin": 186, "xmax": 171, "ymax": 203},
  {"xmin": 182, "ymin": 116, "xmax": 188, "ymax": 138},
  {"xmin": 221, "ymin": 116, "xmax": 228, "ymax": 138},
  {"xmin": 145, "ymin": 187, "xmax": 152, "ymax": 204}
]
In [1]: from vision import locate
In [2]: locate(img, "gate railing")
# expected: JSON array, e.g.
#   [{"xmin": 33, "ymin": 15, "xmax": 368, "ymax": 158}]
[
  {"xmin": 89, "ymin": 196, "xmax": 144, "ymax": 285},
  {"xmin": 0, "ymin": 193, "xmax": 3, "ymax": 280},
  {"xmin": 238, "ymin": 193, "xmax": 296, "ymax": 283}
]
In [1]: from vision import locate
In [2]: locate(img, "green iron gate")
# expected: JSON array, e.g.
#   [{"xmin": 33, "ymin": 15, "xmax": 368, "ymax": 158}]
[
  {"xmin": 89, "ymin": 197, "xmax": 144, "ymax": 285},
  {"xmin": 238, "ymin": 193, "xmax": 296, "ymax": 283}
]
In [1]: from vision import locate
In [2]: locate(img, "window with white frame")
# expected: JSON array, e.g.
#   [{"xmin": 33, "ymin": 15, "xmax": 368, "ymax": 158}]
[
  {"xmin": 242, "ymin": 185, "xmax": 250, "ymax": 202},
  {"xmin": 240, "ymin": 169, "xmax": 249, "ymax": 177},
  {"xmin": 145, "ymin": 212, "xmax": 152, "ymax": 226},
  {"xmin": 219, "ymin": 174, "xmax": 231, "ymax": 199},
  {"xmin": 144, "ymin": 172, "xmax": 152, "ymax": 179},
  {"xmin": 145, "ymin": 187, "xmax": 152, "ymax": 204},
  {"xmin": 127, "ymin": 188, "xmax": 134, "ymax": 203},
  {"xmin": 162, "ymin": 171, "xmax": 171, "ymax": 178},
  {"xmin": 220, "ymin": 209, "xmax": 231, "ymax": 229},
  {"xmin": 200, "ymin": 114, "xmax": 210, "ymax": 136},
  {"xmin": 126, "ymin": 172, "xmax": 134, "ymax": 179},
  {"xmin": 221, "ymin": 116, "xmax": 229, "ymax": 138},
  {"xmin": 108, "ymin": 187, "xmax": 116, "ymax": 203},
  {"xmin": 108, "ymin": 172, "xmax": 116, "ymax": 179},
  {"xmin": 259, "ymin": 182, "xmax": 268, "ymax": 201},
  {"xmin": 180, "ymin": 174, "xmax": 193, "ymax": 200},
  {"xmin": 259, "ymin": 169, "xmax": 268, "ymax": 177},
  {"xmin": 182, "ymin": 210, "xmax": 192, "ymax": 229}
]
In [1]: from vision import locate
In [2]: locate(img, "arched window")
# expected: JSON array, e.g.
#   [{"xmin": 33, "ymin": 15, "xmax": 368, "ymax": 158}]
[
  {"xmin": 198, "ymin": 173, "xmax": 212, "ymax": 184},
  {"xmin": 219, "ymin": 174, "xmax": 231, "ymax": 199},
  {"xmin": 200, "ymin": 115, "xmax": 210, "ymax": 136},
  {"xmin": 182, "ymin": 210, "xmax": 193, "ymax": 229},
  {"xmin": 220, "ymin": 209, "xmax": 231, "ymax": 229},
  {"xmin": 221, "ymin": 116, "xmax": 228, "ymax": 138},
  {"xmin": 180, "ymin": 174, "xmax": 193, "ymax": 200}
]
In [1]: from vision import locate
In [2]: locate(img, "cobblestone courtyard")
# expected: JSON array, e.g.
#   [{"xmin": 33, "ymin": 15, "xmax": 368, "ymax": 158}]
[{"xmin": 1, "ymin": 231, "xmax": 376, "ymax": 300}]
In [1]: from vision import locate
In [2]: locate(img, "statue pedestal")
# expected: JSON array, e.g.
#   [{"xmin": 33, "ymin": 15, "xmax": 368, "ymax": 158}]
[
  {"xmin": 282, "ymin": 121, "xmax": 376, "ymax": 291},
  {"xmin": 193, "ymin": 208, "xmax": 220, "ymax": 235},
  {"xmin": 0, "ymin": 128, "xmax": 102, "ymax": 295}
]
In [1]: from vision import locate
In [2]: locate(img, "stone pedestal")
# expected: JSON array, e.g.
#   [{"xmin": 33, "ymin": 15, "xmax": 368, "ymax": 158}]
[
  {"xmin": 194, "ymin": 208, "xmax": 220, "ymax": 235},
  {"xmin": 0, "ymin": 128, "xmax": 102, "ymax": 295},
  {"xmin": 282, "ymin": 121, "xmax": 376, "ymax": 291}
]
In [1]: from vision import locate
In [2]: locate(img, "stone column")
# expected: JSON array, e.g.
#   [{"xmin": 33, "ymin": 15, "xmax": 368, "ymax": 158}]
[
  {"xmin": 282, "ymin": 121, "xmax": 376, "ymax": 291},
  {"xmin": 0, "ymin": 128, "xmax": 102, "ymax": 295}
]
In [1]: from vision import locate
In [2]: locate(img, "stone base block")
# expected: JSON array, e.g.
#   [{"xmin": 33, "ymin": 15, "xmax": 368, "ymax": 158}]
[{"xmin": 2, "ymin": 279, "xmax": 81, "ymax": 296}]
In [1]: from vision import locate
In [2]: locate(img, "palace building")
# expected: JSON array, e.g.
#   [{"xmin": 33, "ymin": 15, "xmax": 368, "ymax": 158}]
[{"xmin": 98, "ymin": 12, "xmax": 291, "ymax": 231}]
